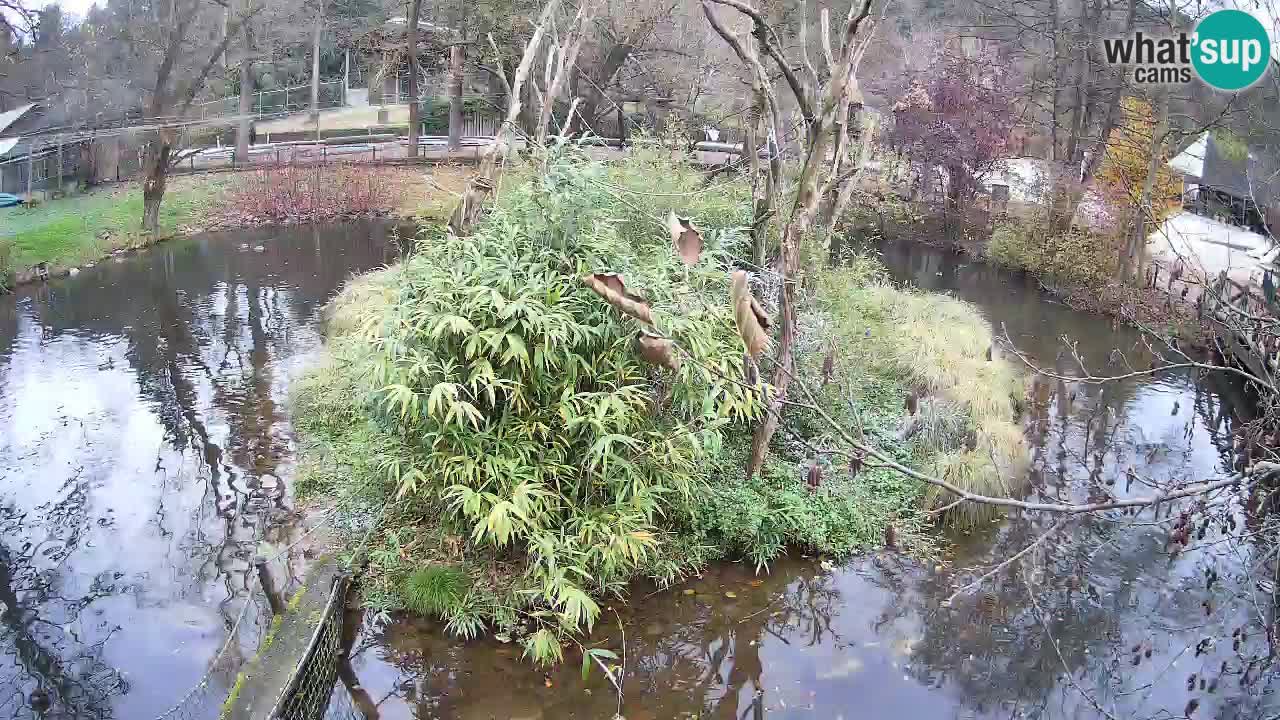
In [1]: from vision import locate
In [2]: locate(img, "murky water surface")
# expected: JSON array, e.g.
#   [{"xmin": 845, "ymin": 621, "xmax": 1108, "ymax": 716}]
[
  {"xmin": 3, "ymin": 230, "xmax": 1276, "ymax": 720},
  {"xmin": 0, "ymin": 222, "xmax": 406, "ymax": 719}
]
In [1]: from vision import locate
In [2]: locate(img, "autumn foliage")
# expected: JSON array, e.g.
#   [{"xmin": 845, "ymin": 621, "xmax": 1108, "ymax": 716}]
[
  {"xmin": 1096, "ymin": 97, "xmax": 1183, "ymax": 225},
  {"xmin": 889, "ymin": 49, "xmax": 1018, "ymax": 206}
]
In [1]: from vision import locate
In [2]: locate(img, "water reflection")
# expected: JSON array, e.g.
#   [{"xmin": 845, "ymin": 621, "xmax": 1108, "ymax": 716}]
[
  {"xmin": 347, "ymin": 241, "xmax": 1277, "ymax": 719},
  {"xmin": 0, "ymin": 222, "xmax": 404, "ymax": 719}
]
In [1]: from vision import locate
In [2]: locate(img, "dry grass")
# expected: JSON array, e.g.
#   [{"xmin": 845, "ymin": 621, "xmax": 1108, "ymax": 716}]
[
  {"xmin": 398, "ymin": 163, "xmax": 471, "ymax": 222},
  {"xmin": 818, "ymin": 261, "xmax": 1030, "ymax": 528},
  {"xmin": 324, "ymin": 265, "xmax": 400, "ymax": 337}
]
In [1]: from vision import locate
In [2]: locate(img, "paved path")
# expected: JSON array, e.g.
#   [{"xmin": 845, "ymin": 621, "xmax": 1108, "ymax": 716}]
[{"xmin": 1149, "ymin": 211, "xmax": 1274, "ymax": 287}]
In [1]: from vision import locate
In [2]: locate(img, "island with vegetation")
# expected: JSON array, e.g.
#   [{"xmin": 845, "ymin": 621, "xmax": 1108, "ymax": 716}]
[{"xmin": 291, "ymin": 143, "xmax": 1029, "ymax": 664}]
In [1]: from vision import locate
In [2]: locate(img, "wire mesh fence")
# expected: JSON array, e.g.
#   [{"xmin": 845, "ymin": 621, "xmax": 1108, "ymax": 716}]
[
  {"xmin": 268, "ymin": 576, "xmax": 364, "ymax": 720},
  {"xmin": 195, "ymin": 81, "xmax": 348, "ymax": 121}
]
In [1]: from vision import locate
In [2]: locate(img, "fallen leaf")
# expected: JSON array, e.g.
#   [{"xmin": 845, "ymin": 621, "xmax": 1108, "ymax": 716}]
[
  {"xmin": 724, "ymin": 591, "xmax": 738, "ymax": 598},
  {"xmin": 544, "ymin": 676, "xmax": 553, "ymax": 688},
  {"xmin": 583, "ymin": 272, "xmax": 653, "ymax": 325},
  {"xmin": 682, "ymin": 588, "xmax": 696, "ymax": 595},
  {"xmin": 636, "ymin": 330, "xmax": 681, "ymax": 371},
  {"xmin": 731, "ymin": 271, "xmax": 769, "ymax": 357},
  {"xmin": 668, "ymin": 210, "xmax": 703, "ymax": 266},
  {"xmin": 749, "ymin": 579, "xmax": 764, "ymax": 587}
]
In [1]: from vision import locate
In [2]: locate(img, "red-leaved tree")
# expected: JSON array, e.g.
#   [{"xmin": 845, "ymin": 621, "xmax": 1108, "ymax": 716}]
[{"xmin": 890, "ymin": 49, "xmax": 1017, "ymax": 221}]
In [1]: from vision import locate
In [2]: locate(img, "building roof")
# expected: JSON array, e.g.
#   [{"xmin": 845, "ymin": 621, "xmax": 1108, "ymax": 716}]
[
  {"xmin": 1169, "ymin": 131, "xmax": 1280, "ymax": 208},
  {"xmin": 0, "ymin": 103, "xmax": 40, "ymax": 159},
  {"xmin": 0, "ymin": 103, "xmax": 37, "ymax": 135},
  {"xmin": 1168, "ymin": 133, "xmax": 1206, "ymax": 178}
]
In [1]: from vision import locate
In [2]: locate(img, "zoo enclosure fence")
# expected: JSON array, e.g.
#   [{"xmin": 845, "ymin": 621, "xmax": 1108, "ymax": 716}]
[{"xmin": 268, "ymin": 576, "xmax": 366, "ymax": 720}]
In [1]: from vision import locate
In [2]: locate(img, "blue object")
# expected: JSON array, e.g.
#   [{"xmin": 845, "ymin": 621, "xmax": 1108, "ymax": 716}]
[{"xmin": 0, "ymin": 194, "xmax": 23, "ymax": 208}]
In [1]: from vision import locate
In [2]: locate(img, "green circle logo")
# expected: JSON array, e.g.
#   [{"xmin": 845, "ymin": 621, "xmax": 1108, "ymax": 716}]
[{"xmin": 1192, "ymin": 9, "xmax": 1271, "ymax": 90}]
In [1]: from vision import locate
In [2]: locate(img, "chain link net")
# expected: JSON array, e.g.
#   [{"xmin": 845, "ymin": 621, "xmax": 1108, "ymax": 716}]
[{"xmin": 269, "ymin": 577, "xmax": 364, "ymax": 720}]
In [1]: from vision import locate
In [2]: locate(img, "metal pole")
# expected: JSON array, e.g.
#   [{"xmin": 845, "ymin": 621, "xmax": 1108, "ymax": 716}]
[{"xmin": 56, "ymin": 138, "xmax": 63, "ymax": 195}]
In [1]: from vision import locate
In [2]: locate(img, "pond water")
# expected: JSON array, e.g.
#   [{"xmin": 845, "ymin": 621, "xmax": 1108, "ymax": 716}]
[
  {"xmin": 0, "ymin": 221, "xmax": 408, "ymax": 720},
  {"xmin": 2, "ymin": 228, "xmax": 1275, "ymax": 720}
]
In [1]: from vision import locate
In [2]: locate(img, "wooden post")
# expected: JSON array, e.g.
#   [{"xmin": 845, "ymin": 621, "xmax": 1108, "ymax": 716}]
[
  {"xmin": 26, "ymin": 143, "xmax": 34, "ymax": 201},
  {"xmin": 56, "ymin": 139, "xmax": 63, "ymax": 195}
]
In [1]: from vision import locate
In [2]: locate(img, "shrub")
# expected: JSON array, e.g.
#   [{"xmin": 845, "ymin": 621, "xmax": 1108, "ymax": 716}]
[
  {"xmin": 324, "ymin": 147, "xmax": 759, "ymax": 663},
  {"xmin": 0, "ymin": 238, "xmax": 12, "ymax": 292},
  {"xmin": 219, "ymin": 164, "xmax": 409, "ymax": 225},
  {"xmin": 417, "ymin": 97, "xmax": 493, "ymax": 135},
  {"xmin": 988, "ymin": 219, "xmax": 1122, "ymax": 287},
  {"xmin": 295, "ymin": 147, "xmax": 1031, "ymax": 665}
]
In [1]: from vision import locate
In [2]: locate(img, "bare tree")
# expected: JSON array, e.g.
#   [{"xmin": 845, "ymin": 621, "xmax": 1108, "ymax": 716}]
[
  {"xmin": 234, "ymin": 4, "xmax": 256, "ymax": 166},
  {"xmin": 450, "ymin": 0, "xmax": 558, "ymax": 234},
  {"xmin": 140, "ymin": 0, "xmax": 263, "ymax": 234},
  {"xmin": 534, "ymin": 0, "xmax": 593, "ymax": 144},
  {"xmin": 703, "ymin": 0, "xmax": 877, "ymax": 478}
]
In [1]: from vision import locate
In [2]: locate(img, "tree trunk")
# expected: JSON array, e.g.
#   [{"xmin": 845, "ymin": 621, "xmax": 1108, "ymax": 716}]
[
  {"xmin": 406, "ymin": 0, "xmax": 423, "ymax": 158},
  {"xmin": 535, "ymin": 1, "xmax": 592, "ymax": 145},
  {"xmin": 1123, "ymin": 89, "xmax": 1168, "ymax": 282},
  {"xmin": 746, "ymin": 136, "xmax": 833, "ymax": 478},
  {"xmin": 743, "ymin": 99, "xmax": 764, "ymax": 264},
  {"xmin": 142, "ymin": 132, "xmax": 174, "ymax": 235},
  {"xmin": 448, "ymin": 43, "xmax": 464, "ymax": 151},
  {"xmin": 450, "ymin": 0, "xmax": 557, "ymax": 234},
  {"xmin": 1047, "ymin": 180, "xmax": 1082, "ymax": 236},
  {"xmin": 25, "ymin": 142, "xmax": 34, "ymax": 200},
  {"xmin": 235, "ymin": 22, "xmax": 254, "ymax": 166},
  {"xmin": 518, "ymin": 72, "xmax": 538, "ymax": 139},
  {"xmin": 380, "ymin": 52, "xmax": 396, "ymax": 105}
]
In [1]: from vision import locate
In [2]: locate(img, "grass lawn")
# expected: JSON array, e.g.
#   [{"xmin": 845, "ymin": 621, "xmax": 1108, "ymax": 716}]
[
  {"xmin": 0, "ymin": 176, "xmax": 231, "ymax": 275},
  {"xmin": 0, "ymin": 164, "xmax": 467, "ymax": 284}
]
